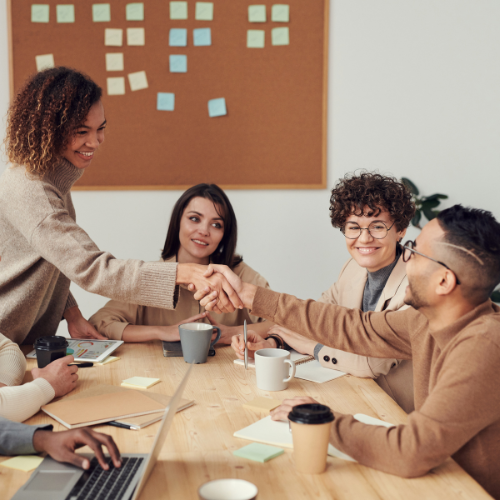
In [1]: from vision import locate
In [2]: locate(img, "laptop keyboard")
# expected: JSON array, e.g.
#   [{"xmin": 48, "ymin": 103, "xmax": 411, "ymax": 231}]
[{"xmin": 66, "ymin": 456, "xmax": 144, "ymax": 500}]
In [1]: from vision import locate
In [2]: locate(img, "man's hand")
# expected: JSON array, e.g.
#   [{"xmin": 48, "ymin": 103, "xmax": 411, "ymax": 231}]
[
  {"xmin": 270, "ymin": 396, "xmax": 320, "ymax": 422},
  {"xmin": 64, "ymin": 307, "xmax": 106, "ymax": 340},
  {"xmin": 157, "ymin": 312, "xmax": 213, "ymax": 342},
  {"xmin": 31, "ymin": 355, "xmax": 78, "ymax": 397},
  {"xmin": 206, "ymin": 313, "xmax": 238, "ymax": 344},
  {"xmin": 33, "ymin": 428, "xmax": 121, "ymax": 471},
  {"xmin": 267, "ymin": 326, "xmax": 317, "ymax": 356},
  {"xmin": 231, "ymin": 330, "xmax": 276, "ymax": 359}
]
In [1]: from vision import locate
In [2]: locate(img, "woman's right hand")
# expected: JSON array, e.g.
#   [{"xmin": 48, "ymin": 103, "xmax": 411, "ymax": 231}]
[
  {"xmin": 231, "ymin": 330, "xmax": 276, "ymax": 359},
  {"xmin": 157, "ymin": 312, "xmax": 211, "ymax": 342}
]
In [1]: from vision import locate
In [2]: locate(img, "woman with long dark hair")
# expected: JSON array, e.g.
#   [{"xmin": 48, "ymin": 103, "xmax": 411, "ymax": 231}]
[{"xmin": 89, "ymin": 183, "xmax": 271, "ymax": 344}]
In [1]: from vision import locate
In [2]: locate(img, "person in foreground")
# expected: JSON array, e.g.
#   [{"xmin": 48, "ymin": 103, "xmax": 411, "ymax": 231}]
[
  {"xmin": 0, "ymin": 67, "xmax": 240, "ymax": 347},
  {"xmin": 0, "ymin": 416, "xmax": 121, "ymax": 471},
  {"xmin": 89, "ymin": 184, "xmax": 271, "ymax": 345},
  {"xmin": 199, "ymin": 205, "xmax": 500, "ymax": 498},
  {"xmin": 232, "ymin": 172, "xmax": 416, "ymax": 412}
]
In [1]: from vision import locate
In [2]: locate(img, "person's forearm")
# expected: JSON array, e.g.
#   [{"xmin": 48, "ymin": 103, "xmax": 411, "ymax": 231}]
[
  {"xmin": 63, "ymin": 306, "xmax": 81, "ymax": 322},
  {"xmin": 239, "ymin": 283, "xmax": 258, "ymax": 310},
  {"xmin": 122, "ymin": 325, "xmax": 176, "ymax": 343}
]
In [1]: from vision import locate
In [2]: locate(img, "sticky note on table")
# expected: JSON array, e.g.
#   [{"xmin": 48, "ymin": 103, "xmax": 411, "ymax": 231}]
[
  {"xmin": 56, "ymin": 5, "xmax": 74, "ymax": 23},
  {"xmin": 157, "ymin": 93, "xmax": 175, "ymax": 111},
  {"xmin": 95, "ymin": 356, "xmax": 120, "ymax": 366},
  {"xmin": 169, "ymin": 28, "xmax": 187, "ymax": 47},
  {"xmin": 122, "ymin": 376, "xmax": 159, "ymax": 389},
  {"xmin": 248, "ymin": 5, "xmax": 266, "ymax": 22},
  {"xmin": 195, "ymin": 2, "xmax": 213, "ymax": 21},
  {"xmin": 127, "ymin": 27, "xmax": 145, "ymax": 46},
  {"xmin": 93, "ymin": 4, "xmax": 111, "ymax": 22},
  {"xmin": 169, "ymin": 55, "xmax": 187, "ymax": 73},
  {"xmin": 105, "ymin": 28, "xmax": 123, "ymax": 46},
  {"xmin": 0, "ymin": 456, "xmax": 44, "ymax": 472},
  {"xmin": 126, "ymin": 3, "xmax": 144, "ymax": 21},
  {"xmin": 208, "ymin": 98, "xmax": 227, "ymax": 117},
  {"xmin": 233, "ymin": 443, "xmax": 284, "ymax": 463},
  {"xmin": 272, "ymin": 27, "xmax": 289, "ymax": 46},
  {"xmin": 107, "ymin": 77, "xmax": 125, "ymax": 95},
  {"xmin": 105, "ymin": 53, "xmax": 124, "ymax": 71},
  {"xmin": 193, "ymin": 28, "xmax": 211, "ymax": 46},
  {"xmin": 32, "ymin": 4, "xmax": 49, "ymax": 22},
  {"xmin": 247, "ymin": 30, "xmax": 265, "ymax": 48},
  {"xmin": 271, "ymin": 4, "xmax": 289, "ymax": 22},
  {"xmin": 35, "ymin": 54, "xmax": 54, "ymax": 72},
  {"xmin": 243, "ymin": 397, "xmax": 281, "ymax": 413},
  {"xmin": 170, "ymin": 1, "xmax": 188, "ymax": 20}
]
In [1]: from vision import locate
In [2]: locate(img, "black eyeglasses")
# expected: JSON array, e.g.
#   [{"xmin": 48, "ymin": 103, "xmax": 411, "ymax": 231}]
[
  {"xmin": 341, "ymin": 221, "xmax": 395, "ymax": 240},
  {"xmin": 402, "ymin": 240, "xmax": 461, "ymax": 285}
]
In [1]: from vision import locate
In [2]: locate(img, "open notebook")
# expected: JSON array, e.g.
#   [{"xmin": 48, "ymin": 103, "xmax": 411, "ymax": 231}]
[{"xmin": 235, "ymin": 349, "xmax": 346, "ymax": 383}]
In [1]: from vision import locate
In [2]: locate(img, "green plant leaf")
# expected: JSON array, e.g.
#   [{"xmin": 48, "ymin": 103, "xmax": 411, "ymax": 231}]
[
  {"xmin": 421, "ymin": 199, "xmax": 440, "ymax": 209},
  {"xmin": 425, "ymin": 193, "xmax": 448, "ymax": 202},
  {"xmin": 423, "ymin": 207, "xmax": 437, "ymax": 220},
  {"xmin": 411, "ymin": 211, "xmax": 422, "ymax": 227},
  {"xmin": 401, "ymin": 177, "xmax": 419, "ymax": 196},
  {"xmin": 491, "ymin": 290, "xmax": 500, "ymax": 303}
]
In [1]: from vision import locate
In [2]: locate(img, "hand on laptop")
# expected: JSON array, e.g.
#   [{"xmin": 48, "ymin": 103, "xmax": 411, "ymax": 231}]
[
  {"xmin": 33, "ymin": 427, "xmax": 121, "ymax": 470},
  {"xmin": 31, "ymin": 355, "xmax": 78, "ymax": 397}
]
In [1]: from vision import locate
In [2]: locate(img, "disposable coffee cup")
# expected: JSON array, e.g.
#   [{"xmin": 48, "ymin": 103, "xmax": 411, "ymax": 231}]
[
  {"xmin": 198, "ymin": 479, "xmax": 258, "ymax": 500},
  {"xmin": 179, "ymin": 323, "xmax": 221, "ymax": 364},
  {"xmin": 34, "ymin": 336, "xmax": 69, "ymax": 368},
  {"xmin": 289, "ymin": 403, "xmax": 334, "ymax": 474}
]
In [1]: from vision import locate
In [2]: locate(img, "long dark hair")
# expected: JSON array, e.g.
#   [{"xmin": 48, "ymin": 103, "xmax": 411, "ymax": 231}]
[{"xmin": 162, "ymin": 184, "xmax": 243, "ymax": 268}]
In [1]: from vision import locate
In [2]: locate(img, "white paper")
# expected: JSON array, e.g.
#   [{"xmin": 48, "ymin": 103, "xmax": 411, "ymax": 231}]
[{"xmin": 295, "ymin": 360, "xmax": 346, "ymax": 383}]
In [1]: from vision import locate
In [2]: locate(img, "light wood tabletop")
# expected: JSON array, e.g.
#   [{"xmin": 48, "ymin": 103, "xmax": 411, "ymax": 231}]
[{"xmin": 1, "ymin": 342, "xmax": 492, "ymax": 500}]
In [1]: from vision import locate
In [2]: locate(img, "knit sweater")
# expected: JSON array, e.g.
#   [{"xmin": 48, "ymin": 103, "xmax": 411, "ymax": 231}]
[
  {"xmin": 0, "ymin": 334, "xmax": 55, "ymax": 422},
  {"xmin": 0, "ymin": 161, "xmax": 178, "ymax": 345},
  {"xmin": 252, "ymin": 288, "xmax": 500, "ymax": 499}
]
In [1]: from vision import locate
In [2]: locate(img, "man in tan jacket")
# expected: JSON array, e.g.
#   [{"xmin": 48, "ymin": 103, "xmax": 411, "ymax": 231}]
[{"xmin": 198, "ymin": 205, "xmax": 500, "ymax": 498}]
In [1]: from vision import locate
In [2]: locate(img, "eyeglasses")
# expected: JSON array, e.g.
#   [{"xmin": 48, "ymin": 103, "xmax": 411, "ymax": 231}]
[
  {"xmin": 341, "ymin": 221, "xmax": 395, "ymax": 240},
  {"xmin": 402, "ymin": 240, "xmax": 461, "ymax": 285}
]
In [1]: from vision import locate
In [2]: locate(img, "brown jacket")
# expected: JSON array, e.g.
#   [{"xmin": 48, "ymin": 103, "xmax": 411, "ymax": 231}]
[
  {"xmin": 253, "ymin": 287, "xmax": 500, "ymax": 499},
  {"xmin": 317, "ymin": 256, "xmax": 414, "ymax": 413}
]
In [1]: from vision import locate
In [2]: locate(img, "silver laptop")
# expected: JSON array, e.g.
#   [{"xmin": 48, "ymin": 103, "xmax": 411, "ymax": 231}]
[{"xmin": 13, "ymin": 364, "xmax": 193, "ymax": 500}]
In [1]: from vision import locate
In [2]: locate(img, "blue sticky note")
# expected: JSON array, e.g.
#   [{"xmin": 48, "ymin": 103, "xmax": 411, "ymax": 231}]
[
  {"xmin": 208, "ymin": 98, "xmax": 226, "ymax": 118},
  {"xmin": 233, "ymin": 443, "xmax": 284, "ymax": 463},
  {"xmin": 193, "ymin": 28, "xmax": 211, "ymax": 46},
  {"xmin": 169, "ymin": 28, "xmax": 187, "ymax": 47},
  {"xmin": 169, "ymin": 55, "xmax": 187, "ymax": 73},
  {"xmin": 157, "ymin": 93, "xmax": 175, "ymax": 111}
]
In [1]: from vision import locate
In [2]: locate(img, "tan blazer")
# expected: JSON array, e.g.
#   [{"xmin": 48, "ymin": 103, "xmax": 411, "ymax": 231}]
[
  {"xmin": 317, "ymin": 256, "xmax": 415, "ymax": 413},
  {"xmin": 89, "ymin": 257, "xmax": 270, "ymax": 340}
]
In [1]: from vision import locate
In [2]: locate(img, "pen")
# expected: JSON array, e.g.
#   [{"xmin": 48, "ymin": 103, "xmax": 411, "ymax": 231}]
[
  {"xmin": 244, "ymin": 320, "xmax": 248, "ymax": 370},
  {"xmin": 105, "ymin": 421, "xmax": 135, "ymax": 430},
  {"xmin": 68, "ymin": 362, "xmax": 94, "ymax": 368}
]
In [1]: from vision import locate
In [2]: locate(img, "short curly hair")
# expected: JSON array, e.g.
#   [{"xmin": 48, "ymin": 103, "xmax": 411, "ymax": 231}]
[
  {"xmin": 5, "ymin": 67, "xmax": 102, "ymax": 177},
  {"xmin": 330, "ymin": 172, "xmax": 415, "ymax": 231}
]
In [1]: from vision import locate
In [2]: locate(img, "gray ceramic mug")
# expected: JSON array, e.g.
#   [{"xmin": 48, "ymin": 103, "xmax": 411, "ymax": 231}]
[{"xmin": 179, "ymin": 323, "xmax": 221, "ymax": 364}]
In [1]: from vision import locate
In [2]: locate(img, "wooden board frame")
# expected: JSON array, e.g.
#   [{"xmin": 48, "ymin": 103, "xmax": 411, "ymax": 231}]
[{"xmin": 7, "ymin": 0, "xmax": 329, "ymax": 191}]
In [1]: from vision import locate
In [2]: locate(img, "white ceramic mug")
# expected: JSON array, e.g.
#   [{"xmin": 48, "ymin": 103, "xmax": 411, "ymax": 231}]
[
  {"xmin": 198, "ymin": 479, "xmax": 258, "ymax": 500},
  {"xmin": 254, "ymin": 348, "xmax": 296, "ymax": 391}
]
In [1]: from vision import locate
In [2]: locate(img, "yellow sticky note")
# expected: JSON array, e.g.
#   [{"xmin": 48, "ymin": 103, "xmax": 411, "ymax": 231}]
[
  {"xmin": 35, "ymin": 54, "xmax": 55, "ymax": 72},
  {"xmin": 0, "ymin": 456, "xmax": 44, "ymax": 472},
  {"xmin": 243, "ymin": 397, "xmax": 281, "ymax": 412},
  {"xmin": 122, "ymin": 376, "xmax": 160, "ymax": 389},
  {"xmin": 105, "ymin": 53, "xmax": 124, "ymax": 71},
  {"xmin": 105, "ymin": 28, "xmax": 123, "ymax": 47},
  {"xmin": 107, "ymin": 77, "xmax": 125, "ymax": 95},
  {"xmin": 95, "ymin": 356, "xmax": 120, "ymax": 366},
  {"xmin": 127, "ymin": 27, "xmax": 145, "ymax": 46},
  {"xmin": 127, "ymin": 71, "xmax": 148, "ymax": 92}
]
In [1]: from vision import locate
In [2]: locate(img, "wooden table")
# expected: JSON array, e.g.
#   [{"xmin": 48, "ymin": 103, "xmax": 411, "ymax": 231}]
[{"xmin": 1, "ymin": 343, "xmax": 492, "ymax": 499}]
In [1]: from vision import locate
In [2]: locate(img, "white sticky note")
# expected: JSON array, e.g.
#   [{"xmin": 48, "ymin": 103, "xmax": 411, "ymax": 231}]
[
  {"xmin": 107, "ymin": 77, "xmax": 125, "ymax": 95},
  {"xmin": 128, "ymin": 71, "xmax": 148, "ymax": 91},
  {"xmin": 247, "ymin": 30, "xmax": 265, "ymax": 48},
  {"xmin": 105, "ymin": 28, "xmax": 123, "ymax": 46},
  {"xmin": 195, "ymin": 2, "xmax": 213, "ymax": 21},
  {"xmin": 271, "ymin": 27, "xmax": 289, "ymax": 46},
  {"xmin": 35, "ymin": 54, "xmax": 55, "ymax": 71},
  {"xmin": 248, "ymin": 5, "xmax": 266, "ymax": 22},
  {"xmin": 127, "ymin": 27, "xmax": 145, "ymax": 46},
  {"xmin": 56, "ymin": 4, "xmax": 75, "ymax": 23},
  {"xmin": 105, "ymin": 53, "xmax": 124, "ymax": 71},
  {"xmin": 271, "ymin": 4, "xmax": 289, "ymax": 22},
  {"xmin": 31, "ymin": 4, "xmax": 50, "ymax": 23},
  {"xmin": 170, "ymin": 1, "xmax": 187, "ymax": 19},
  {"xmin": 92, "ymin": 3, "xmax": 111, "ymax": 22}
]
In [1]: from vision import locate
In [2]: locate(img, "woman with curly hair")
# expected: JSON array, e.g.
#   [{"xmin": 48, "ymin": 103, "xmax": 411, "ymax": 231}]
[
  {"xmin": 0, "ymin": 67, "xmax": 240, "ymax": 347},
  {"xmin": 232, "ymin": 172, "xmax": 417, "ymax": 413}
]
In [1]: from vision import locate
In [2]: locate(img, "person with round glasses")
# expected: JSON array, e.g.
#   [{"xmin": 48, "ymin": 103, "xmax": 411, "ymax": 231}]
[{"xmin": 231, "ymin": 172, "xmax": 416, "ymax": 413}]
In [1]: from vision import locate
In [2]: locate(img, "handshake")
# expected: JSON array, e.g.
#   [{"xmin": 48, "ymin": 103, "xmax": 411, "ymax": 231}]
[{"xmin": 178, "ymin": 263, "xmax": 257, "ymax": 314}]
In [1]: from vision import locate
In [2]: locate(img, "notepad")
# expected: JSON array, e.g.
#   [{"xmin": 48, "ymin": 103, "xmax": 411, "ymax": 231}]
[
  {"xmin": 234, "ymin": 349, "xmax": 314, "ymax": 368},
  {"xmin": 295, "ymin": 360, "xmax": 346, "ymax": 383},
  {"xmin": 121, "ymin": 376, "xmax": 160, "ymax": 389},
  {"xmin": 0, "ymin": 456, "xmax": 44, "ymax": 472},
  {"xmin": 243, "ymin": 397, "xmax": 281, "ymax": 413},
  {"xmin": 233, "ymin": 443, "xmax": 284, "ymax": 463}
]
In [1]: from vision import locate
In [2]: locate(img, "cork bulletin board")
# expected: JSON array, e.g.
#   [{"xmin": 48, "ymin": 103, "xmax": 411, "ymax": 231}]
[{"xmin": 8, "ymin": 0, "xmax": 329, "ymax": 190}]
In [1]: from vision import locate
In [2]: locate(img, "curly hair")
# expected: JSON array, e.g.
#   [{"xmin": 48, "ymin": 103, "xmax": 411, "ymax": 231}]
[
  {"xmin": 330, "ymin": 172, "xmax": 415, "ymax": 231},
  {"xmin": 5, "ymin": 67, "xmax": 102, "ymax": 176}
]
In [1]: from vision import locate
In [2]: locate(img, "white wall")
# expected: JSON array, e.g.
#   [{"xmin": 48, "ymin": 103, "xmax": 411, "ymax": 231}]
[{"xmin": 1, "ymin": 0, "xmax": 499, "ymax": 332}]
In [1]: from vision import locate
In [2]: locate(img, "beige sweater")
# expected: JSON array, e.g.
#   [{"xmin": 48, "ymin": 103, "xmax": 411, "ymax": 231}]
[
  {"xmin": 90, "ymin": 257, "xmax": 270, "ymax": 339},
  {"xmin": 0, "ymin": 334, "xmax": 54, "ymax": 422},
  {"xmin": 253, "ymin": 287, "xmax": 500, "ymax": 499},
  {"xmin": 0, "ymin": 161, "xmax": 178, "ymax": 345}
]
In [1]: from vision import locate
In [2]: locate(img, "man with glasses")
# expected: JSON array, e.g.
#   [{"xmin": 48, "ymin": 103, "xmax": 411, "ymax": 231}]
[{"xmin": 199, "ymin": 205, "xmax": 500, "ymax": 498}]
